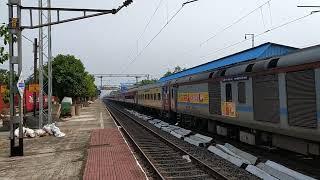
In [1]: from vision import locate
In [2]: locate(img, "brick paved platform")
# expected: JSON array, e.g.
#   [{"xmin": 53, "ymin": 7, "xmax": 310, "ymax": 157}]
[
  {"xmin": 0, "ymin": 99, "xmax": 117, "ymax": 179},
  {"xmin": 83, "ymin": 128, "xmax": 146, "ymax": 180}
]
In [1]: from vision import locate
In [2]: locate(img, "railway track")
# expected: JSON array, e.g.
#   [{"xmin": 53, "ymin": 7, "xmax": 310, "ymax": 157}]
[{"xmin": 105, "ymin": 101, "xmax": 257, "ymax": 180}]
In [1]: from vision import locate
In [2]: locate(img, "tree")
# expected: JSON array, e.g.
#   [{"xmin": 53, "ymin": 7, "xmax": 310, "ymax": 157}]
[
  {"xmin": 51, "ymin": 54, "xmax": 98, "ymax": 101},
  {"xmin": 0, "ymin": 69, "xmax": 9, "ymax": 85},
  {"xmin": 0, "ymin": 69, "xmax": 11, "ymax": 104},
  {"xmin": 135, "ymin": 79, "xmax": 158, "ymax": 86},
  {"xmin": 84, "ymin": 73, "xmax": 98, "ymax": 98},
  {"xmin": 0, "ymin": 23, "xmax": 10, "ymax": 64},
  {"xmin": 162, "ymin": 66, "xmax": 186, "ymax": 78},
  {"xmin": 163, "ymin": 71, "xmax": 173, "ymax": 78},
  {"xmin": 52, "ymin": 54, "xmax": 87, "ymax": 100}
]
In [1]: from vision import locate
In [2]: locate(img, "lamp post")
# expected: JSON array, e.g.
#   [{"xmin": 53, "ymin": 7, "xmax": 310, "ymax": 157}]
[{"xmin": 245, "ymin": 34, "xmax": 255, "ymax": 48}]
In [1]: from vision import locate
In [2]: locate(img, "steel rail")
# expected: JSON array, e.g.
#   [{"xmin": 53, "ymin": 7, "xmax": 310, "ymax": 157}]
[
  {"xmin": 107, "ymin": 104, "xmax": 165, "ymax": 179},
  {"xmin": 105, "ymin": 101, "xmax": 229, "ymax": 180}
]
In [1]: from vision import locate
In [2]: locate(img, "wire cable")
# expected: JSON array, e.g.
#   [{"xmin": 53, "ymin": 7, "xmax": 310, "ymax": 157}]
[
  {"xmin": 200, "ymin": 12, "xmax": 317, "ymax": 60},
  {"xmin": 177, "ymin": 0, "xmax": 273, "ymax": 61},
  {"xmin": 260, "ymin": 7, "xmax": 266, "ymax": 29},
  {"xmin": 137, "ymin": 0, "xmax": 164, "ymax": 44},
  {"xmin": 199, "ymin": 0, "xmax": 271, "ymax": 46},
  {"xmin": 22, "ymin": 34, "xmax": 34, "ymax": 44},
  {"xmin": 121, "ymin": 5, "xmax": 184, "ymax": 72},
  {"xmin": 268, "ymin": 1, "xmax": 273, "ymax": 27},
  {"xmin": 118, "ymin": 0, "xmax": 164, "ymax": 73}
]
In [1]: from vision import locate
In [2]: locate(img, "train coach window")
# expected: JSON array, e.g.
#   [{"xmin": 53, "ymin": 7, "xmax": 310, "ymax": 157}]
[
  {"xmin": 238, "ymin": 82, "xmax": 246, "ymax": 104},
  {"xmin": 268, "ymin": 58, "xmax": 279, "ymax": 69},
  {"xmin": 226, "ymin": 83, "xmax": 232, "ymax": 102},
  {"xmin": 154, "ymin": 93, "xmax": 156, "ymax": 100},
  {"xmin": 158, "ymin": 93, "xmax": 161, "ymax": 100},
  {"xmin": 245, "ymin": 63, "xmax": 254, "ymax": 72}
]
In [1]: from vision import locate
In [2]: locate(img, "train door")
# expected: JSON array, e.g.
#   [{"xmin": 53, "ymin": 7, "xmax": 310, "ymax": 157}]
[
  {"xmin": 134, "ymin": 92, "xmax": 138, "ymax": 104},
  {"xmin": 170, "ymin": 86, "xmax": 177, "ymax": 112},
  {"xmin": 162, "ymin": 86, "xmax": 171, "ymax": 111},
  {"xmin": 209, "ymin": 81, "xmax": 221, "ymax": 115}
]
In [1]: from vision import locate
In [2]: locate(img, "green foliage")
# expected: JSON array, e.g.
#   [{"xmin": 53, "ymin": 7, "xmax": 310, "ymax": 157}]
[
  {"xmin": 0, "ymin": 69, "xmax": 10, "ymax": 103},
  {"xmin": 0, "ymin": 69, "xmax": 9, "ymax": 85},
  {"xmin": 52, "ymin": 54, "xmax": 97, "ymax": 100},
  {"xmin": 162, "ymin": 66, "xmax": 186, "ymax": 78},
  {"xmin": 135, "ymin": 79, "xmax": 158, "ymax": 86},
  {"xmin": 84, "ymin": 73, "xmax": 98, "ymax": 97},
  {"xmin": 163, "ymin": 71, "xmax": 173, "ymax": 78},
  {"xmin": 0, "ymin": 23, "xmax": 10, "ymax": 64}
]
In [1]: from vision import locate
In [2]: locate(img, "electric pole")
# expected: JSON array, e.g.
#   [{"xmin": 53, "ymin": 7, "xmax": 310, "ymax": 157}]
[
  {"xmin": 100, "ymin": 76, "xmax": 103, "ymax": 90},
  {"xmin": 8, "ymin": 0, "xmax": 24, "ymax": 156},
  {"xmin": 7, "ymin": 0, "xmax": 133, "ymax": 157},
  {"xmin": 33, "ymin": 38, "xmax": 38, "ymax": 117}
]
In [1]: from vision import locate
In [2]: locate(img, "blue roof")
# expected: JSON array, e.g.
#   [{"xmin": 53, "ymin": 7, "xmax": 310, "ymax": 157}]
[{"xmin": 159, "ymin": 42, "xmax": 298, "ymax": 82}]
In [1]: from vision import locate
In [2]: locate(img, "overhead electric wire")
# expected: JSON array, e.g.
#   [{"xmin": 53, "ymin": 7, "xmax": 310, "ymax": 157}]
[
  {"xmin": 199, "ymin": 0, "xmax": 271, "ymax": 46},
  {"xmin": 119, "ymin": 0, "xmax": 163, "ymax": 72},
  {"xmin": 137, "ymin": 0, "xmax": 164, "ymax": 44},
  {"xmin": 22, "ymin": 34, "xmax": 34, "ymax": 44},
  {"xmin": 260, "ymin": 7, "xmax": 266, "ymax": 29},
  {"xmin": 268, "ymin": 1, "xmax": 273, "ymax": 27},
  {"xmin": 121, "ymin": 5, "xmax": 184, "ymax": 72},
  {"xmin": 177, "ymin": 0, "xmax": 273, "ymax": 61},
  {"xmin": 200, "ymin": 11, "xmax": 318, "ymax": 60}
]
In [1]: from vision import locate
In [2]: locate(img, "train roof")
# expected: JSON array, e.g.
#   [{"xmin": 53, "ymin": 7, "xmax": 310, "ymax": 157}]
[
  {"xmin": 159, "ymin": 42, "xmax": 298, "ymax": 82},
  {"xmin": 126, "ymin": 82, "xmax": 164, "ymax": 92}
]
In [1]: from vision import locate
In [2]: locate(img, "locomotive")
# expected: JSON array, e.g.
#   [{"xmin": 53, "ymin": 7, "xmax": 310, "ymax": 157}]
[{"xmin": 108, "ymin": 43, "xmax": 320, "ymax": 156}]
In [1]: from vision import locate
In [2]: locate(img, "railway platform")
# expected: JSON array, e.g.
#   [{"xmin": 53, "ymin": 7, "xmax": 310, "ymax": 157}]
[{"xmin": 0, "ymin": 99, "xmax": 146, "ymax": 180}]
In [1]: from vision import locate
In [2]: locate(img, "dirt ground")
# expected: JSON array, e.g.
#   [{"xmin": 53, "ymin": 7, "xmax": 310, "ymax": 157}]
[{"xmin": 0, "ymin": 100, "xmax": 115, "ymax": 180}]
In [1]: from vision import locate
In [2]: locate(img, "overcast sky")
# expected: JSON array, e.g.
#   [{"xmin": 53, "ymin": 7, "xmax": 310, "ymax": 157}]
[{"xmin": 0, "ymin": 0, "xmax": 319, "ymax": 86}]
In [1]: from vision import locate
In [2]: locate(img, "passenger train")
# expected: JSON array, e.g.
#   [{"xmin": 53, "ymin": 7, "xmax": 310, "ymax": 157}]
[{"xmin": 108, "ymin": 44, "xmax": 320, "ymax": 156}]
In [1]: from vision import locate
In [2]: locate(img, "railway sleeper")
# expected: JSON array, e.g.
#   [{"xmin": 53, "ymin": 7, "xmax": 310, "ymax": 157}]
[
  {"xmin": 164, "ymin": 172, "xmax": 213, "ymax": 179},
  {"xmin": 143, "ymin": 149, "xmax": 179, "ymax": 153},
  {"xmin": 158, "ymin": 165, "xmax": 196, "ymax": 172},
  {"xmin": 153, "ymin": 159, "xmax": 190, "ymax": 164},
  {"xmin": 145, "ymin": 153, "xmax": 181, "ymax": 158},
  {"xmin": 153, "ymin": 161, "xmax": 193, "ymax": 167}
]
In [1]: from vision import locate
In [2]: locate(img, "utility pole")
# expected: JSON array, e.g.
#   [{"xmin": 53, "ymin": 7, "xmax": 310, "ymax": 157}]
[
  {"xmin": 33, "ymin": 38, "xmax": 38, "ymax": 117},
  {"xmin": 8, "ymin": 0, "xmax": 24, "ymax": 156},
  {"xmin": 7, "ymin": 0, "xmax": 133, "ymax": 157},
  {"xmin": 245, "ymin": 34, "xmax": 254, "ymax": 48},
  {"xmin": 38, "ymin": 0, "xmax": 44, "ymax": 128},
  {"xmin": 47, "ymin": 0, "xmax": 53, "ymax": 125},
  {"xmin": 100, "ymin": 76, "xmax": 103, "ymax": 90}
]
